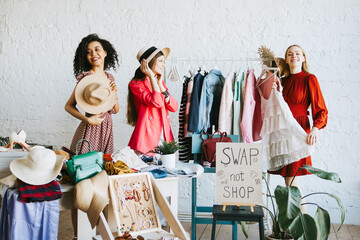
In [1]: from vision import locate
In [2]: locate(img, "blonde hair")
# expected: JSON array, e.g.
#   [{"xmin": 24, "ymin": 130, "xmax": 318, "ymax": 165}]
[{"xmin": 283, "ymin": 44, "xmax": 310, "ymax": 78}]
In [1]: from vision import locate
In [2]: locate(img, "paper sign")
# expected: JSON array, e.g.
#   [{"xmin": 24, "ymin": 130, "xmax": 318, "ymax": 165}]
[{"xmin": 215, "ymin": 142, "xmax": 263, "ymax": 205}]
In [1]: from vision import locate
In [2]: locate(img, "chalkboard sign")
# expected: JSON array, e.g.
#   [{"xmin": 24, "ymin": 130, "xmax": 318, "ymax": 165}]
[{"xmin": 215, "ymin": 142, "xmax": 263, "ymax": 205}]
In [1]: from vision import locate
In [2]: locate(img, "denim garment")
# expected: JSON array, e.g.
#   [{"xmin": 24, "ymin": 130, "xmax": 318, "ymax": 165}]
[
  {"xmin": 188, "ymin": 72, "xmax": 205, "ymax": 132},
  {"xmin": 198, "ymin": 69, "xmax": 225, "ymax": 133},
  {"xmin": 0, "ymin": 187, "xmax": 60, "ymax": 240}
]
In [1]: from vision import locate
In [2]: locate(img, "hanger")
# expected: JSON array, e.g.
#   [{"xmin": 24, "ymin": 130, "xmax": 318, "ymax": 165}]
[{"xmin": 256, "ymin": 65, "xmax": 279, "ymax": 88}]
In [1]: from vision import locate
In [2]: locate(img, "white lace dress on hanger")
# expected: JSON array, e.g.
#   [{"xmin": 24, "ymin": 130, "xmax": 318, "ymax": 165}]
[{"xmin": 257, "ymin": 72, "xmax": 313, "ymax": 171}]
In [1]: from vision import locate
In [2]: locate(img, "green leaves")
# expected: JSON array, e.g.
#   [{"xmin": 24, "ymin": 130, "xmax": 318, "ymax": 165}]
[
  {"xmin": 240, "ymin": 221, "xmax": 248, "ymax": 238},
  {"xmin": 314, "ymin": 207, "xmax": 331, "ymax": 240},
  {"xmin": 275, "ymin": 185, "xmax": 301, "ymax": 231},
  {"xmin": 289, "ymin": 214, "xmax": 318, "ymax": 240},
  {"xmin": 150, "ymin": 140, "xmax": 180, "ymax": 155},
  {"xmin": 299, "ymin": 165, "xmax": 342, "ymax": 183},
  {"xmin": 328, "ymin": 194, "xmax": 345, "ymax": 231}
]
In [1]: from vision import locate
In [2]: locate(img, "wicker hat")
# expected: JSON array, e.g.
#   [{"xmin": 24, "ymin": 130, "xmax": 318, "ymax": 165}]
[
  {"xmin": 74, "ymin": 170, "xmax": 109, "ymax": 228},
  {"xmin": 75, "ymin": 74, "xmax": 117, "ymax": 114},
  {"xmin": 136, "ymin": 45, "xmax": 170, "ymax": 63},
  {"xmin": 9, "ymin": 146, "xmax": 64, "ymax": 185}
]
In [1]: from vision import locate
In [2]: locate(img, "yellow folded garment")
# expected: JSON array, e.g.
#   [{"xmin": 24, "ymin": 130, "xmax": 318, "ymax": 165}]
[{"xmin": 104, "ymin": 161, "xmax": 137, "ymax": 175}]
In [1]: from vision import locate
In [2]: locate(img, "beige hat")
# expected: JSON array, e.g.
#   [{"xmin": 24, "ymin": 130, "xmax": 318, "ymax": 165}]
[
  {"xmin": 75, "ymin": 74, "xmax": 117, "ymax": 114},
  {"xmin": 136, "ymin": 45, "xmax": 170, "ymax": 63},
  {"xmin": 10, "ymin": 146, "xmax": 64, "ymax": 185},
  {"xmin": 74, "ymin": 170, "xmax": 109, "ymax": 228}
]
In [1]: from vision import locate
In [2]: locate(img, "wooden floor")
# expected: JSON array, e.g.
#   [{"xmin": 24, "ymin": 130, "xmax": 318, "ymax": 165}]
[{"xmin": 58, "ymin": 210, "xmax": 360, "ymax": 240}]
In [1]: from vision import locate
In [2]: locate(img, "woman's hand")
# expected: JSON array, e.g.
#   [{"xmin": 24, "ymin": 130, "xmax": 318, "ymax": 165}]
[
  {"xmin": 307, "ymin": 127, "xmax": 319, "ymax": 145},
  {"xmin": 87, "ymin": 114, "xmax": 105, "ymax": 126},
  {"xmin": 109, "ymin": 81, "xmax": 118, "ymax": 92},
  {"xmin": 140, "ymin": 59, "xmax": 155, "ymax": 78}
]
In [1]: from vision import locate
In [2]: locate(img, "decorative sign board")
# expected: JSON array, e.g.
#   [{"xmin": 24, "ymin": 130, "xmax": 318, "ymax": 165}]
[
  {"xmin": 108, "ymin": 173, "xmax": 161, "ymax": 236},
  {"xmin": 215, "ymin": 142, "xmax": 263, "ymax": 205}
]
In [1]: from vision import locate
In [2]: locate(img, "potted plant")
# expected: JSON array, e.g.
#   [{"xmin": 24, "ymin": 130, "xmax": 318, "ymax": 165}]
[
  {"xmin": 151, "ymin": 140, "xmax": 180, "ymax": 168},
  {"xmin": 260, "ymin": 165, "xmax": 345, "ymax": 240}
]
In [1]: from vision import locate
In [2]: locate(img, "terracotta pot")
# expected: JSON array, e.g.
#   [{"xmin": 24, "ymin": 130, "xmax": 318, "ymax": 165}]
[
  {"xmin": 265, "ymin": 233, "xmax": 293, "ymax": 240},
  {"xmin": 161, "ymin": 153, "xmax": 176, "ymax": 168}
]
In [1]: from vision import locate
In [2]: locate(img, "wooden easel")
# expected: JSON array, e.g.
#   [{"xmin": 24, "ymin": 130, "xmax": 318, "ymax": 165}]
[{"xmin": 221, "ymin": 202, "xmax": 256, "ymax": 212}]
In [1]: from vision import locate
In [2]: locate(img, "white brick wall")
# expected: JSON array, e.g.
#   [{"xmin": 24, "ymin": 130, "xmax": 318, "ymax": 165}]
[{"xmin": 1, "ymin": 0, "xmax": 359, "ymax": 225}]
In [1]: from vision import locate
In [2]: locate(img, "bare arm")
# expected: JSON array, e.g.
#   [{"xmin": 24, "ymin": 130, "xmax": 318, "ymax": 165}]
[
  {"xmin": 64, "ymin": 88, "xmax": 104, "ymax": 125},
  {"xmin": 109, "ymin": 81, "xmax": 120, "ymax": 114}
]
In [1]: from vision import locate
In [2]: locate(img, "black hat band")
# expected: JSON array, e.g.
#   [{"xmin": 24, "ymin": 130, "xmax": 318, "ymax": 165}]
[{"xmin": 139, "ymin": 46, "xmax": 157, "ymax": 62}]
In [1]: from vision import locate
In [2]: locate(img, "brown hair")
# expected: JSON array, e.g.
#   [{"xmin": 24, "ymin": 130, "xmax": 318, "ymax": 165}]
[
  {"xmin": 282, "ymin": 44, "xmax": 310, "ymax": 78},
  {"xmin": 126, "ymin": 51, "xmax": 164, "ymax": 126}
]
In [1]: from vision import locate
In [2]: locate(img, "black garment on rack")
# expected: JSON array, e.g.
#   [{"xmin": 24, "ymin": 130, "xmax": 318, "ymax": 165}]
[
  {"xmin": 178, "ymin": 76, "xmax": 193, "ymax": 162},
  {"xmin": 188, "ymin": 72, "xmax": 205, "ymax": 133}
]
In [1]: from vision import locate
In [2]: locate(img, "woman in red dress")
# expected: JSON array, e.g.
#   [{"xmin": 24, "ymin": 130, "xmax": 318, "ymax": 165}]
[{"xmin": 270, "ymin": 45, "xmax": 328, "ymax": 187}]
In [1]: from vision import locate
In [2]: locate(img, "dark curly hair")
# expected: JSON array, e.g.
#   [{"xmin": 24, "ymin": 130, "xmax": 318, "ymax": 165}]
[{"xmin": 73, "ymin": 33, "xmax": 119, "ymax": 76}]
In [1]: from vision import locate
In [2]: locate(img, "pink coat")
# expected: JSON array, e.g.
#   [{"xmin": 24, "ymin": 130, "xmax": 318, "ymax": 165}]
[{"xmin": 128, "ymin": 77, "xmax": 178, "ymax": 155}]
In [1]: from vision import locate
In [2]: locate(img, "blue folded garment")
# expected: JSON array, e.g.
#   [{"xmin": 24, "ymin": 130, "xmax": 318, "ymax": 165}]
[
  {"xmin": 150, "ymin": 169, "xmax": 167, "ymax": 179},
  {"xmin": 141, "ymin": 155, "xmax": 154, "ymax": 163}
]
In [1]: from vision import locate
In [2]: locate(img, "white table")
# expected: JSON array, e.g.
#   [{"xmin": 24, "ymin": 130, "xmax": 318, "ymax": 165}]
[{"xmin": 60, "ymin": 176, "xmax": 179, "ymax": 240}]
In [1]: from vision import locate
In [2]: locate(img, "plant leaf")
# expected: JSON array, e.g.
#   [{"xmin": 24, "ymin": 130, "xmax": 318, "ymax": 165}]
[
  {"xmin": 289, "ymin": 214, "xmax": 318, "ymax": 240},
  {"xmin": 288, "ymin": 215, "xmax": 303, "ymax": 239},
  {"xmin": 240, "ymin": 221, "xmax": 248, "ymax": 238},
  {"xmin": 275, "ymin": 185, "xmax": 301, "ymax": 231},
  {"xmin": 328, "ymin": 194, "xmax": 345, "ymax": 231},
  {"xmin": 299, "ymin": 165, "xmax": 342, "ymax": 183},
  {"xmin": 314, "ymin": 207, "xmax": 331, "ymax": 240},
  {"xmin": 262, "ymin": 171, "xmax": 267, "ymax": 180}
]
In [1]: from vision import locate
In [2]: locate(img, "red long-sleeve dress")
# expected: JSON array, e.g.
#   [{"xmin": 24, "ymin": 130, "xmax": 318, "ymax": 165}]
[{"xmin": 269, "ymin": 71, "xmax": 328, "ymax": 177}]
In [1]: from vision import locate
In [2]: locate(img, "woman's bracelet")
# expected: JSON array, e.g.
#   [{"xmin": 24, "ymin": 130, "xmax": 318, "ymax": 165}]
[{"xmin": 161, "ymin": 90, "xmax": 170, "ymax": 98}]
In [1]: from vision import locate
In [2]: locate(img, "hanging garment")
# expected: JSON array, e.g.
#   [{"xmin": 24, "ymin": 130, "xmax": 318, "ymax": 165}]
[
  {"xmin": 188, "ymin": 72, "xmax": 205, "ymax": 133},
  {"xmin": 198, "ymin": 69, "xmax": 225, "ymax": 133},
  {"xmin": 178, "ymin": 75, "xmax": 192, "ymax": 162},
  {"xmin": 184, "ymin": 75, "xmax": 194, "ymax": 137},
  {"xmin": 128, "ymin": 77, "xmax": 178, "ymax": 155},
  {"xmin": 269, "ymin": 71, "xmax": 328, "ymax": 176},
  {"xmin": 218, "ymin": 69, "xmax": 235, "ymax": 133},
  {"xmin": 232, "ymin": 70, "xmax": 243, "ymax": 137},
  {"xmin": 240, "ymin": 68, "xmax": 256, "ymax": 143},
  {"xmin": 0, "ymin": 187, "xmax": 60, "ymax": 240},
  {"xmin": 70, "ymin": 71, "xmax": 116, "ymax": 154},
  {"xmin": 257, "ymin": 72, "xmax": 313, "ymax": 172},
  {"xmin": 178, "ymin": 76, "xmax": 191, "ymax": 139}
]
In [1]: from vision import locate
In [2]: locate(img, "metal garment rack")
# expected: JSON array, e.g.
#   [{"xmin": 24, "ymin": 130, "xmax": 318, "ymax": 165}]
[{"xmin": 170, "ymin": 57, "xmax": 274, "ymax": 240}]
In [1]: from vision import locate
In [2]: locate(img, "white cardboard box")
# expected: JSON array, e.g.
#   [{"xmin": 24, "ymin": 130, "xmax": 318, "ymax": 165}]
[{"xmin": 0, "ymin": 150, "xmax": 28, "ymax": 179}]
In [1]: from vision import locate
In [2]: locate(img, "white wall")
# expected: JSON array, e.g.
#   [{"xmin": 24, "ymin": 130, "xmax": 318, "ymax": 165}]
[{"xmin": 1, "ymin": 0, "xmax": 359, "ymax": 225}]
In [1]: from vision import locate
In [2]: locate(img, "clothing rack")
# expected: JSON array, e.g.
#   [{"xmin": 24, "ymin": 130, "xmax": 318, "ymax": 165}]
[{"xmin": 169, "ymin": 57, "xmax": 272, "ymax": 62}]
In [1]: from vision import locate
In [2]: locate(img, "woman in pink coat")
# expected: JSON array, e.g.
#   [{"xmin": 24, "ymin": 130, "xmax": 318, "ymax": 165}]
[{"xmin": 127, "ymin": 46, "xmax": 178, "ymax": 156}]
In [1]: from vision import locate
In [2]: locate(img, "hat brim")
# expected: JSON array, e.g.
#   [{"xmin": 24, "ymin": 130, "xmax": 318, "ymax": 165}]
[
  {"xmin": 74, "ymin": 170, "xmax": 109, "ymax": 228},
  {"xmin": 10, "ymin": 155, "xmax": 64, "ymax": 185},
  {"xmin": 75, "ymin": 74, "xmax": 117, "ymax": 114},
  {"xmin": 146, "ymin": 47, "xmax": 170, "ymax": 62}
]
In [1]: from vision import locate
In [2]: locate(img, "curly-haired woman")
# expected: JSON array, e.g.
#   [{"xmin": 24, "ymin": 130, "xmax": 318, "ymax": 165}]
[{"xmin": 65, "ymin": 33, "xmax": 119, "ymax": 155}]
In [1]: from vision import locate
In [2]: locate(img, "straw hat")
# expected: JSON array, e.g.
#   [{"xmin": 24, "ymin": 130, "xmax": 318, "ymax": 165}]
[
  {"xmin": 9, "ymin": 146, "xmax": 64, "ymax": 185},
  {"xmin": 75, "ymin": 74, "xmax": 117, "ymax": 114},
  {"xmin": 74, "ymin": 170, "xmax": 109, "ymax": 228},
  {"xmin": 136, "ymin": 45, "xmax": 170, "ymax": 63}
]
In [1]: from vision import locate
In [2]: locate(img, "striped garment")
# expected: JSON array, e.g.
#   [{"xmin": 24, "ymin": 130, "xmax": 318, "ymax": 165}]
[
  {"xmin": 178, "ymin": 76, "xmax": 193, "ymax": 162},
  {"xmin": 17, "ymin": 179, "xmax": 62, "ymax": 203}
]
